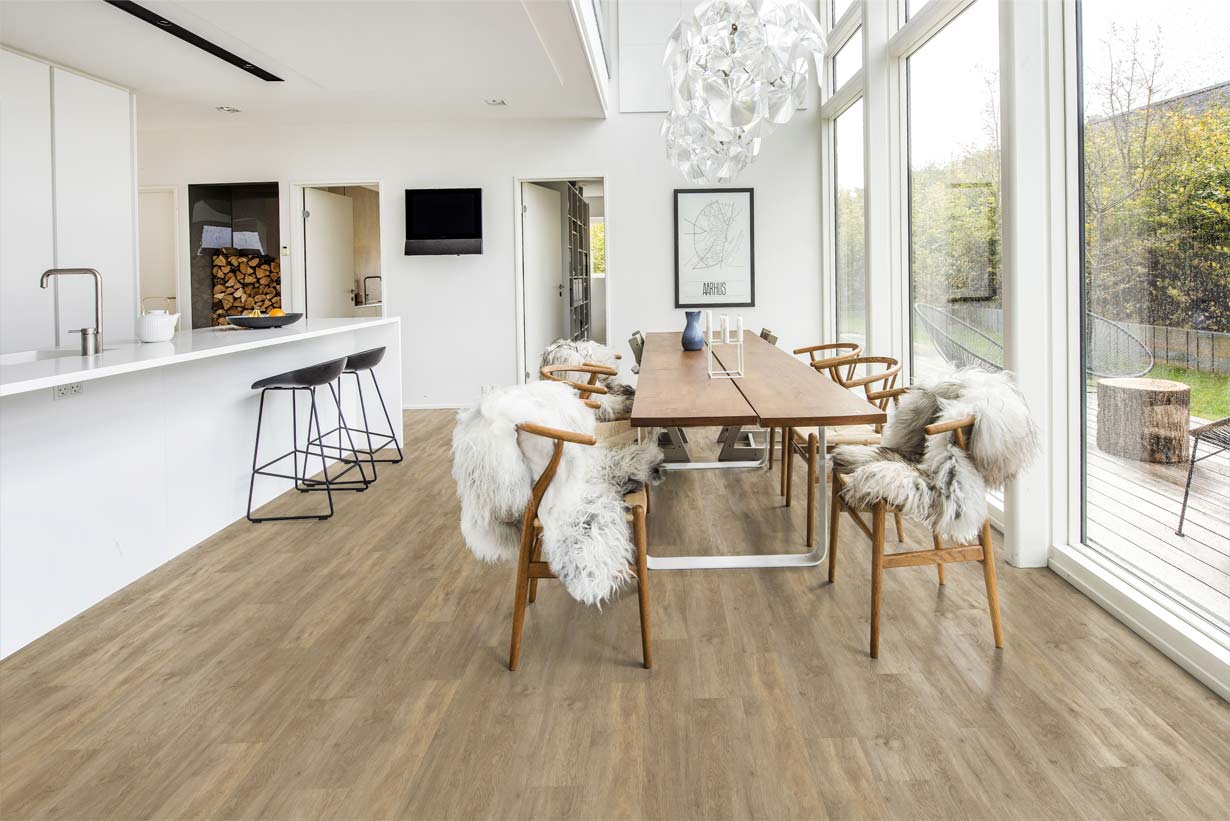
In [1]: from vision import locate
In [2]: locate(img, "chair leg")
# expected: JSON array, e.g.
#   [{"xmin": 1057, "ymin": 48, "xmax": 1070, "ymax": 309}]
[
  {"xmin": 828, "ymin": 473, "xmax": 842, "ymax": 583},
  {"xmin": 527, "ymin": 535, "xmax": 542, "ymax": 604},
  {"xmin": 633, "ymin": 505, "xmax": 652, "ymax": 669},
  {"xmin": 509, "ymin": 524, "xmax": 535, "ymax": 671},
  {"xmin": 784, "ymin": 427, "xmax": 794, "ymax": 507},
  {"xmin": 931, "ymin": 532, "xmax": 947, "ymax": 586},
  {"xmin": 768, "ymin": 426, "xmax": 776, "ymax": 469},
  {"xmin": 780, "ymin": 427, "xmax": 789, "ymax": 497},
  {"xmin": 1175, "ymin": 439, "xmax": 1198, "ymax": 536},
  {"xmin": 894, "ymin": 512, "xmax": 905, "ymax": 542},
  {"xmin": 806, "ymin": 431, "xmax": 818, "ymax": 547},
  {"xmin": 870, "ymin": 502, "xmax": 886, "ymax": 658},
  {"xmin": 980, "ymin": 521, "xmax": 1005, "ymax": 649}
]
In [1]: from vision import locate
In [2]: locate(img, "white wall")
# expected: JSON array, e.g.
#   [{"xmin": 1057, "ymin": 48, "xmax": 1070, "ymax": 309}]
[{"xmin": 137, "ymin": 96, "xmax": 821, "ymax": 407}]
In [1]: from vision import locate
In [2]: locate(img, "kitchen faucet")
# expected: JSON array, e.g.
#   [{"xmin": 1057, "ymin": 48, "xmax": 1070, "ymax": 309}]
[{"xmin": 40, "ymin": 268, "xmax": 103, "ymax": 355}]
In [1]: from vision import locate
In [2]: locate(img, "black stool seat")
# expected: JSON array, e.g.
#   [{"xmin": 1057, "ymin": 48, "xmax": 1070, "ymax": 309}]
[
  {"xmin": 343, "ymin": 346, "xmax": 386, "ymax": 373},
  {"xmin": 251, "ymin": 358, "xmax": 346, "ymax": 390}
]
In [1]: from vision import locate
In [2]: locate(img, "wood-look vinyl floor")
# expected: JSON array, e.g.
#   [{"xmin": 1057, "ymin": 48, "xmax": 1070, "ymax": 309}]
[{"xmin": 1, "ymin": 410, "xmax": 1228, "ymax": 820}]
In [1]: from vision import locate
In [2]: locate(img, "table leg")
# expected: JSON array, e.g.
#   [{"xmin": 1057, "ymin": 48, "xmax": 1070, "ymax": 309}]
[{"xmin": 645, "ymin": 427, "xmax": 828, "ymax": 570}]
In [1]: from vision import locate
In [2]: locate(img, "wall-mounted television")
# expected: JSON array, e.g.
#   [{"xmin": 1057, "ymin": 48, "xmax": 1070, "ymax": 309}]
[{"xmin": 404, "ymin": 188, "xmax": 482, "ymax": 255}]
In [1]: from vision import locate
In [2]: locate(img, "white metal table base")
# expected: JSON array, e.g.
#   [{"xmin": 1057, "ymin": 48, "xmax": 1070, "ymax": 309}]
[{"xmin": 644, "ymin": 426, "xmax": 828, "ymax": 570}]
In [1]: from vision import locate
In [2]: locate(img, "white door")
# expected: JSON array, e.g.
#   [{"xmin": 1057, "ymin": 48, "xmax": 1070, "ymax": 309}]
[
  {"xmin": 0, "ymin": 50, "xmax": 54, "ymax": 354},
  {"xmin": 304, "ymin": 188, "xmax": 355, "ymax": 318},
  {"xmin": 521, "ymin": 182, "xmax": 563, "ymax": 379},
  {"xmin": 138, "ymin": 190, "xmax": 177, "ymax": 316}
]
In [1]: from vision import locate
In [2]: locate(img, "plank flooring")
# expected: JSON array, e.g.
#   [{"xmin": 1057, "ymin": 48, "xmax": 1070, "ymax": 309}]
[
  {"xmin": 1084, "ymin": 389, "xmax": 1229, "ymax": 625},
  {"xmin": 1, "ymin": 410, "xmax": 1228, "ymax": 820}
]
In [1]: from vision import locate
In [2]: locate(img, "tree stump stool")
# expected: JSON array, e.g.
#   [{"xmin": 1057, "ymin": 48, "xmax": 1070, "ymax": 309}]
[{"xmin": 1096, "ymin": 378, "xmax": 1190, "ymax": 463}]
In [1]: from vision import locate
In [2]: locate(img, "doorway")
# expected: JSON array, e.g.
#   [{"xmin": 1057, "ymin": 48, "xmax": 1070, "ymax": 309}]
[
  {"xmin": 516, "ymin": 177, "xmax": 606, "ymax": 382},
  {"xmin": 302, "ymin": 184, "xmax": 383, "ymax": 319},
  {"xmin": 137, "ymin": 187, "xmax": 180, "ymax": 324}
]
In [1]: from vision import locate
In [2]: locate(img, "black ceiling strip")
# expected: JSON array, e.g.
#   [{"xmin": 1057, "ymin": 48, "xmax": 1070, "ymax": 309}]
[{"xmin": 103, "ymin": 1, "xmax": 283, "ymax": 82}]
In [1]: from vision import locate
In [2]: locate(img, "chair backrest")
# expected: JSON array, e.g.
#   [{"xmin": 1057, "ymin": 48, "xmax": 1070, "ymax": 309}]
[
  {"xmin": 923, "ymin": 416, "xmax": 976, "ymax": 451},
  {"xmin": 759, "ymin": 328, "xmax": 778, "ymax": 346},
  {"xmin": 835, "ymin": 355, "xmax": 902, "ymax": 430},
  {"xmin": 540, "ymin": 363, "xmax": 616, "ymax": 410},
  {"xmin": 628, "ymin": 331, "xmax": 645, "ymax": 367},
  {"xmin": 515, "ymin": 422, "xmax": 597, "ymax": 527},
  {"xmin": 793, "ymin": 342, "xmax": 863, "ymax": 382}
]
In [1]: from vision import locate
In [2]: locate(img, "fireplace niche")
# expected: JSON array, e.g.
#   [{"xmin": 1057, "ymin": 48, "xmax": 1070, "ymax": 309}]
[{"xmin": 188, "ymin": 182, "xmax": 281, "ymax": 328}]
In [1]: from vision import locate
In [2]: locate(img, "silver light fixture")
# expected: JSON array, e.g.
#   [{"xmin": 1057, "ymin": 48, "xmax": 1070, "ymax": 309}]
[
  {"xmin": 662, "ymin": 0, "xmax": 826, "ymax": 183},
  {"xmin": 215, "ymin": 105, "xmax": 241, "ymax": 113}
]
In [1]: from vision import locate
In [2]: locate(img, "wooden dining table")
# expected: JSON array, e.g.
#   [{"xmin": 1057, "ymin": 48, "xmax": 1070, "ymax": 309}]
[{"xmin": 631, "ymin": 330, "xmax": 886, "ymax": 570}]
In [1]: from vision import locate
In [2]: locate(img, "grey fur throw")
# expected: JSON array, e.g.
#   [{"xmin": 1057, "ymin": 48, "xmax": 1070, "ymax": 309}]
[
  {"xmin": 832, "ymin": 369, "xmax": 1039, "ymax": 543},
  {"xmin": 540, "ymin": 339, "xmax": 635, "ymax": 422},
  {"xmin": 452, "ymin": 381, "xmax": 664, "ymax": 605}
]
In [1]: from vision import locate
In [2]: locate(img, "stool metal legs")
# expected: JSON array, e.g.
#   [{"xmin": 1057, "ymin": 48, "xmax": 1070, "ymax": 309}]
[
  {"xmin": 247, "ymin": 386, "xmax": 335, "ymax": 522},
  {"xmin": 301, "ymin": 380, "xmax": 375, "ymax": 490},
  {"xmin": 318, "ymin": 369, "xmax": 404, "ymax": 467}
]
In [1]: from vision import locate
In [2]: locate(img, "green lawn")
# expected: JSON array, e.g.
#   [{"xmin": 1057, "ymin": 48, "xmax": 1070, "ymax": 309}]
[{"xmin": 1144, "ymin": 364, "xmax": 1230, "ymax": 421}]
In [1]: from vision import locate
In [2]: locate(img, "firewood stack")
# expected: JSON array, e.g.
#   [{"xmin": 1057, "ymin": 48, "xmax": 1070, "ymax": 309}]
[{"xmin": 210, "ymin": 250, "xmax": 281, "ymax": 326}]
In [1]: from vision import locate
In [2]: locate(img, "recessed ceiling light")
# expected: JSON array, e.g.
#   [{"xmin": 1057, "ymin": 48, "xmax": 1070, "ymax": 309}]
[
  {"xmin": 215, "ymin": 105, "xmax": 241, "ymax": 113},
  {"xmin": 485, "ymin": 98, "xmax": 507, "ymax": 106},
  {"xmin": 157, "ymin": 19, "xmax": 171, "ymax": 26}
]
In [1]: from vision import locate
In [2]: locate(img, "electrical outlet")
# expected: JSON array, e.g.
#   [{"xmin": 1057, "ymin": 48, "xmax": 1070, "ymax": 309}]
[{"xmin": 53, "ymin": 382, "xmax": 83, "ymax": 401}]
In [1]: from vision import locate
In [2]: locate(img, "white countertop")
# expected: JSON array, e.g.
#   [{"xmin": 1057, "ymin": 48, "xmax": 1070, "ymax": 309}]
[{"xmin": 0, "ymin": 316, "xmax": 399, "ymax": 398}]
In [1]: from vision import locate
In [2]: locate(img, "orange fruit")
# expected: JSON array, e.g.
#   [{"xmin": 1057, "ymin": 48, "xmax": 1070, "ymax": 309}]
[{"xmin": 268, "ymin": 308, "xmax": 286, "ymax": 317}]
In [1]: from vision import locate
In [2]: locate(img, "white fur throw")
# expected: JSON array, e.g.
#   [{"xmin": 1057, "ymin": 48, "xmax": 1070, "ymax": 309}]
[
  {"xmin": 451, "ymin": 380, "xmax": 664, "ymax": 606},
  {"xmin": 540, "ymin": 339, "xmax": 635, "ymax": 422},
  {"xmin": 832, "ymin": 368, "xmax": 1039, "ymax": 544}
]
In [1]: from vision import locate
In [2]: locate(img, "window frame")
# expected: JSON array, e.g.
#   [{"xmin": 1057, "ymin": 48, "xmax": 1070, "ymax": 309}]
[{"xmin": 819, "ymin": 0, "xmax": 865, "ymax": 344}]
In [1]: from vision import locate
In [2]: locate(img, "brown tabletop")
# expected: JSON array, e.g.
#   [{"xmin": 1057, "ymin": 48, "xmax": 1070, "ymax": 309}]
[
  {"xmin": 713, "ymin": 331, "xmax": 887, "ymax": 428},
  {"xmin": 631, "ymin": 330, "xmax": 886, "ymax": 429},
  {"xmin": 630, "ymin": 332, "xmax": 757, "ymax": 427}
]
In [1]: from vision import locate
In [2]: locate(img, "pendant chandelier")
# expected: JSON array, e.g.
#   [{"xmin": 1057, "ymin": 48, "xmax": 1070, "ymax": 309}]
[{"xmin": 662, "ymin": 0, "xmax": 827, "ymax": 183}]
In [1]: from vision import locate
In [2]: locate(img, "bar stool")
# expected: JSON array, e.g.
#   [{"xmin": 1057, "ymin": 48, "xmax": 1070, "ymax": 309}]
[
  {"xmin": 246, "ymin": 356, "xmax": 363, "ymax": 523},
  {"xmin": 330, "ymin": 346, "xmax": 404, "ymax": 470}
]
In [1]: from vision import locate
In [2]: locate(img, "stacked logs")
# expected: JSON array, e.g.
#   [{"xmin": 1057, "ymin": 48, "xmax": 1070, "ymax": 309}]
[{"xmin": 211, "ymin": 250, "xmax": 281, "ymax": 326}]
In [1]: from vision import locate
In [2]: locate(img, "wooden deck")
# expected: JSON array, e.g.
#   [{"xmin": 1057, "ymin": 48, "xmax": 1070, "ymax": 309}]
[{"xmin": 1085, "ymin": 389, "xmax": 1229, "ymax": 626}]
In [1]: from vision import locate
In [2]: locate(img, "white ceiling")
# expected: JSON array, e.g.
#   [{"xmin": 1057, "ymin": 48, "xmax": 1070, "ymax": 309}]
[{"xmin": 0, "ymin": 1, "xmax": 607, "ymax": 129}]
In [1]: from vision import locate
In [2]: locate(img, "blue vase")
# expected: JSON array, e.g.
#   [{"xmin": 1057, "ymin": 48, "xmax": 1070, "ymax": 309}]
[{"xmin": 681, "ymin": 310, "xmax": 704, "ymax": 351}]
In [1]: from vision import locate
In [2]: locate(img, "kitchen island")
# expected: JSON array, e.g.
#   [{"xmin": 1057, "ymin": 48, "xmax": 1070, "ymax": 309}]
[{"xmin": 0, "ymin": 317, "xmax": 402, "ymax": 657}]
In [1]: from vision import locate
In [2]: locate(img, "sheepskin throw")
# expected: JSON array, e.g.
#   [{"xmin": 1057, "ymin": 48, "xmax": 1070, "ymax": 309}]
[
  {"xmin": 452, "ymin": 380, "xmax": 664, "ymax": 605},
  {"xmin": 540, "ymin": 338, "xmax": 635, "ymax": 422},
  {"xmin": 832, "ymin": 369, "xmax": 1039, "ymax": 544}
]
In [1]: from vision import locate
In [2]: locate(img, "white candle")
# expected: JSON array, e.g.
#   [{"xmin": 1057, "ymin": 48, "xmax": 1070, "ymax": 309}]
[
  {"xmin": 721, "ymin": 314, "xmax": 730, "ymax": 344},
  {"xmin": 737, "ymin": 316, "xmax": 744, "ymax": 343}
]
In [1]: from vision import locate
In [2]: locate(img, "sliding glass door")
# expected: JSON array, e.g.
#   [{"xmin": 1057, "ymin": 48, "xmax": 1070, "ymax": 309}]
[{"xmin": 1079, "ymin": 0, "xmax": 1230, "ymax": 628}]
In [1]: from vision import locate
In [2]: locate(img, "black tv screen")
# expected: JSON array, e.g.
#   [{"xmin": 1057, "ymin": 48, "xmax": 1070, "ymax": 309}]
[{"xmin": 405, "ymin": 187, "xmax": 482, "ymax": 247}]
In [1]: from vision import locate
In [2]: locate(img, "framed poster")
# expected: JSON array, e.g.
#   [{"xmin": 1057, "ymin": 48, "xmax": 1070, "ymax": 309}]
[{"xmin": 674, "ymin": 188, "xmax": 755, "ymax": 308}]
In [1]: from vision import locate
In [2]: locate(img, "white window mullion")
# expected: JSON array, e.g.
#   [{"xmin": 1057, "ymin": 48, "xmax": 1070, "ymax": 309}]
[
  {"xmin": 999, "ymin": 0, "xmax": 1062, "ymax": 568},
  {"xmin": 862, "ymin": 0, "xmax": 899, "ymax": 360}
]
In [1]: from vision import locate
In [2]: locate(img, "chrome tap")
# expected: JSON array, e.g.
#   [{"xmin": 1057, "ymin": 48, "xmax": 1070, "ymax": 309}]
[{"xmin": 40, "ymin": 268, "xmax": 103, "ymax": 355}]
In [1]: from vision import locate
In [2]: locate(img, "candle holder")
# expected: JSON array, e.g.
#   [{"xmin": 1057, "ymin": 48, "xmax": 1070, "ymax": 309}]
[{"xmin": 706, "ymin": 335, "xmax": 745, "ymax": 379}]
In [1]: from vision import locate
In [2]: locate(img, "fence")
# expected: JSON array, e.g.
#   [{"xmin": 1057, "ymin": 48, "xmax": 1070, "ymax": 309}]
[{"xmin": 941, "ymin": 305, "xmax": 1230, "ymax": 375}]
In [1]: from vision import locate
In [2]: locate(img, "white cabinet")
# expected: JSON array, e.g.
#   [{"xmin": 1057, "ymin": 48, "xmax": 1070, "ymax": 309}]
[
  {"xmin": 0, "ymin": 50, "xmax": 55, "ymax": 354},
  {"xmin": 0, "ymin": 51, "xmax": 135, "ymax": 355},
  {"xmin": 51, "ymin": 68, "xmax": 136, "ymax": 346}
]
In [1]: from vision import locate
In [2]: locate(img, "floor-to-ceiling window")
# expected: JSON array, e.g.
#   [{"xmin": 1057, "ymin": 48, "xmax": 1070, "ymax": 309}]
[
  {"xmin": 834, "ymin": 99, "xmax": 865, "ymax": 346},
  {"xmin": 1079, "ymin": 0, "xmax": 1230, "ymax": 629},
  {"xmin": 906, "ymin": 0, "xmax": 1002, "ymax": 381}
]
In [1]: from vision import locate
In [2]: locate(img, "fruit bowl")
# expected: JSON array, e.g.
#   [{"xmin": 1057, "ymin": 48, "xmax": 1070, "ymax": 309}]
[{"xmin": 225, "ymin": 313, "xmax": 303, "ymax": 329}]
